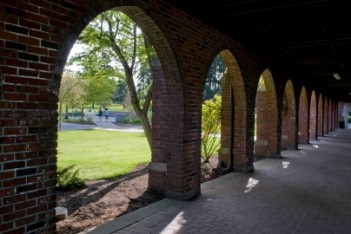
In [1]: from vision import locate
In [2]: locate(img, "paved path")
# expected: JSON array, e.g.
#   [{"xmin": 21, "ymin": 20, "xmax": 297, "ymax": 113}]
[
  {"xmin": 84, "ymin": 129, "xmax": 351, "ymax": 234},
  {"xmin": 59, "ymin": 112, "xmax": 144, "ymax": 132}
]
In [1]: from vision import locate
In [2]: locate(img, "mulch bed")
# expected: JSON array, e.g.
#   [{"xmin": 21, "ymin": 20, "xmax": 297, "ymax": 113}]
[{"xmin": 56, "ymin": 157, "xmax": 219, "ymax": 234}]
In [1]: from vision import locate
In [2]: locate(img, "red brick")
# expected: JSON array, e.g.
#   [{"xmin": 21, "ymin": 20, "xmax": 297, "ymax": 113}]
[
  {"xmin": 3, "ymin": 194, "xmax": 26, "ymax": 205},
  {"xmin": 0, "ymin": 222, "xmax": 13, "ymax": 233},
  {"xmin": 3, "ymin": 210, "xmax": 26, "ymax": 222},
  {"xmin": 15, "ymin": 215, "xmax": 37, "ymax": 227},
  {"xmin": 15, "ymin": 200, "xmax": 36, "ymax": 210},
  {"xmin": 3, "ymin": 227, "xmax": 26, "ymax": 234},
  {"xmin": 3, "ymin": 178, "xmax": 26, "ymax": 187},
  {"xmin": 0, "ymin": 171, "xmax": 15, "ymax": 180},
  {"xmin": 0, "ymin": 188, "xmax": 15, "ymax": 197}
]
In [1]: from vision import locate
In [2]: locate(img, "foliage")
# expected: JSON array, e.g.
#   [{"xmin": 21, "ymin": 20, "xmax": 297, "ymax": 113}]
[
  {"xmin": 57, "ymin": 165, "xmax": 86, "ymax": 190},
  {"xmin": 113, "ymin": 79, "xmax": 127, "ymax": 103},
  {"xmin": 203, "ymin": 55, "xmax": 226, "ymax": 101},
  {"xmin": 257, "ymin": 75, "xmax": 266, "ymax": 91},
  {"xmin": 201, "ymin": 95, "xmax": 222, "ymax": 162},
  {"xmin": 58, "ymin": 71, "xmax": 88, "ymax": 130},
  {"xmin": 67, "ymin": 43, "xmax": 117, "ymax": 107},
  {"xmin": 57, "ymin": 130, "xmax": 150, "ymax": 180},
  {"xmin": 69, "ymin": 9, "xmax": 155, "ymax": 148}
]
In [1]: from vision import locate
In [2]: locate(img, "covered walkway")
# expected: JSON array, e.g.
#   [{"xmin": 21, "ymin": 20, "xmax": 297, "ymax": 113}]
[{"xmin": 87, "ymin": 129, "xmax": 351, "ymax": 234}]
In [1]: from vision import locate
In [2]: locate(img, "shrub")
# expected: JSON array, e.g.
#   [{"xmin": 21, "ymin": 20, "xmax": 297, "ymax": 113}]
[
  {"xmin": 57, "ymin": 165, "xmax": 86, "ymax": 190},
  {"xmin": 201, "ymin": 95, "xmax": 221, "ymax": 163}
]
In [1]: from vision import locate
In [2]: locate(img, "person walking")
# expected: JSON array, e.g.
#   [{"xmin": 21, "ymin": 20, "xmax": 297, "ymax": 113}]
[{"xmin": 104, "ymin": 108, "xmax": 109, "ymax": 122}]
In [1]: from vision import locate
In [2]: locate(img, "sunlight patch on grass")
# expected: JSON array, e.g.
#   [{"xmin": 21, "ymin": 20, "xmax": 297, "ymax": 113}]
[{"xmin": 57, "ymin": 130, "xmax": 150, "ymax": 181}]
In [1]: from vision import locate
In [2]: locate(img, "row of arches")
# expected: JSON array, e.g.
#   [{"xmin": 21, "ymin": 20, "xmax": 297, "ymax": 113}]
[
  {"xmin": 0, "ymin": 1, "xmax": 346, "ymax": 232},
  {"xmin": 59, "ymin": 5, "xmax": 339, "ymax": 198},
  {"xmin": 210, "ymin": 52, "xmax": 338, "ymax": 173}
]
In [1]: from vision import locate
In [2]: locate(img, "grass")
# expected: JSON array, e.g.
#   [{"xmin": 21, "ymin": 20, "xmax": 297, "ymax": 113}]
[{"xmin": 57, "ymin": 129, "xmax": 151, "ymax": 181}]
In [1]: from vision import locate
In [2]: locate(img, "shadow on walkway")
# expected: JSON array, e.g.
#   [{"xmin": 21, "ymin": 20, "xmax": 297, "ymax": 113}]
[{"xmin": 86, "ymin": 129, "xmax": 351, "ymax": 234}]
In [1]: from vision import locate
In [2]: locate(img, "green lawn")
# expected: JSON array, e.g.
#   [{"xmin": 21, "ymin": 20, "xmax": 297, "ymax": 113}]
[{"xmin": 57, "ymin": 130, "xmax": 151, "ymax": 181}]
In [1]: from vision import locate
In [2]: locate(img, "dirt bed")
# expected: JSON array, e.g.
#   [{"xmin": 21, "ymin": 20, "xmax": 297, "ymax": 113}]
[{"xmin": 56, "ymin": 158, "xmax": 219, "ymax": 234}]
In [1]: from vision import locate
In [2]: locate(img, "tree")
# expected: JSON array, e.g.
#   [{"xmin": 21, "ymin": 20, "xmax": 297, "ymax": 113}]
[
  {"xmin": 112, "ymin": 79, "xmax": 127, "ymax": 104},
  {"xmin": 58, "ymin": 71, "xmax": 87, "ymax": 130},
  {"xmin": 71, "ymin": 10, "xmax": 155, "ymax": 148},
  {"xmin": 68, "ymin": 45, "xmax": 117, "ymax": 108},
  {"xmin": 203, "ymin": 55, "xmax": 226, "ymax": 101},
  {"xmin": 201, "ymin": 94, "xmax": 222, "ymax": 163}
]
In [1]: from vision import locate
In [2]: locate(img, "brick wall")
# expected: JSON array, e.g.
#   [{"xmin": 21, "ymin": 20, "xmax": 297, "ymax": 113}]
[
  {"xmin": 323, "ymin": 97, "xmax": 329, "ymax": 134},
  {"xmin": 309, "ymin": 91, "xmax": 318, "ymax": 140},
  {"xmin": 218, "ymin": 50, "xmax": 249, "ymax": 172},
  {"xmin": 254, "ymin": 69, "xmax": 279, "ymax": 157},
  {"xmin": 282, "ymin": 80, "xmax": 297, "ymax": 150},
  {"xmin": 317, "ymin": 94, "xmax": 324, "ymax": 136},
  {"xmin": 0, "ymin": 0, "xmax": 339, "ymax": 232},
  {"xmin": 298, "ymin": 87, "xmax": 309, "ymax": 144}
]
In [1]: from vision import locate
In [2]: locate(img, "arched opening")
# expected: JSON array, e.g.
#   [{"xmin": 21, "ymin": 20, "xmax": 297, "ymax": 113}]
[
  {"xmin": 317, "ymin": 94, "xmax": 324, "ymax": 137},
  {"xmin": 54, "ymin": 5, "xmax": 187, "ymax": 232},
  {"xmin": 323, "ymin": 96, "xmax": 329, "ymax": 134},
  {"xmin": 254, "ymin": 69, "xmax": 278, "ymax": 158},
  {"xmin": 309, "ymin": 91, "xmax": 317, "ymax": 140},
  {"xmin": 342, "ymin": 103, "xmax": 351, "ymax": 129},
  {"xmin": 281, "ymin": 80, "xmax": 297, "ymax": 150},
  {"xmin": 298, "ymin": 86, "xmax": 309, "ymax": 144},
  {"xmin": 201, "ymin": 54, "xmax": 225, "ymax": 177},
  {"xmin": 217, "ymin": 50, "xmax": 247, "ymax": 172}
]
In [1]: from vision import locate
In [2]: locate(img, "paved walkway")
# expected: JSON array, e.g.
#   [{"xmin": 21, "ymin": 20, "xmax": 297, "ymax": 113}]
[
  {"xmin": 59, "ymin": 112, "xmax": 144, "ymax": 132},
  {"xmin": 83, "ymin": 129, "xmax": 351, "ymax": 234}
]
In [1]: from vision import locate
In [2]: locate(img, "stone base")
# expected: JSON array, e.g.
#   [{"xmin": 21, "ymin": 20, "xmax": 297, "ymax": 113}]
[{"xmin": 55, "ymin": 207, "xmax": 68, "ymax": 221}]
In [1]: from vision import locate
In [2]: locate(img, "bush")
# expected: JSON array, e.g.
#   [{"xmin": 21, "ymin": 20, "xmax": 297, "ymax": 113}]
[
  {"xmin": 57, "ymin": 165, "xmax": 86, "ymax": 190},
  {"xmin": 201, "ymin": 95, "xmax": 221, "ymax": 163}
]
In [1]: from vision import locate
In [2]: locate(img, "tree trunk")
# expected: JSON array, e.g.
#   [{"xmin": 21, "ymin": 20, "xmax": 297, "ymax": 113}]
[
  {"xmin": 58, "ymin": 102, "xmax": 62, "ymax": 131},
  {"xmin": 125, "ymin": 70, "xmax": 152, "ymax": 148}
]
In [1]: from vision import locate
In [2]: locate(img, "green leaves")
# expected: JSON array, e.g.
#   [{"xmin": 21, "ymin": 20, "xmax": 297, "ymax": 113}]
[
  {"xmin": 57, "ymin": 165, "xmax": 86, "ymax": 190},
  {"xmin": 65, "ymin": 9, "xmax": 155, "ymax": 148},
  {"xmin": 203, "ymin": 55, "xmax": 225, "ymax": 101},
  {"xmin": 201, "ymin": 95, "xmax": 222, "ymax": 162}
]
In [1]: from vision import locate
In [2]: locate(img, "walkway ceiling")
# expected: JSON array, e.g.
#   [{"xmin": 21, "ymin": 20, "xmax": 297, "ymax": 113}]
[{"xmin": 166, "ymin": 0, "xmax": 351, "ymax": 101}]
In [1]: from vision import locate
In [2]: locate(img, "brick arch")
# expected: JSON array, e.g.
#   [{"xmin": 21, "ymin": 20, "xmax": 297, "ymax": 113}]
[
  {"xmin": 54, "ymin": 4, "xmax": 184, "ymax": 103},
  {"xmin": 309, "ymin": 91, "xmax": 318, "ymax": 140},
  {"xmin": 254, "ymin": 69, "xmax": 279, "ymax": 157},
  {"xmin": 52, "ymin": 4, "xmax": 190, "ymax": 197},
  {"xmin": 117, "ymin": 7, "xmax": 188, "ymax": 197},
  {"xmin": 282, "ymin": 80, "xmax": 297, "ymax": 150},
  {"xmin": 329, "ymin": 99, "xmax": 334, "ymax": 132},
  {"xmin": 298, "ymin": 86, "xmax": 309, "ymax": 144},
  {"xmin": 317, "ymin": 94, "xmax": 324, "ymax": 137},
  {"xmin": 323, "ymin": 96, "xmax": 329, "ymax": 134},
  {"xmin": 217, "ymin": 50, "xmax": 248, "ymax": 172}
]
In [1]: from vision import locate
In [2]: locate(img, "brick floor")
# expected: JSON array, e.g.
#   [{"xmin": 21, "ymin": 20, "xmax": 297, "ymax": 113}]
[{"xmin": 87, "ymin": 130, "xmax": 351, "ymax": 234}]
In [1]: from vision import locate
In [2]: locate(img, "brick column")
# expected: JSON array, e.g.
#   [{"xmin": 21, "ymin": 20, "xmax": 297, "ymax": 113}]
[
  {"xmin": 309, "ymin": 91, "xmax": 317, "ymax": 140},
  {"xmin": 298, "ymin": 87, "xmax": 309, "ymax": 144},
  {"xmin": 149, "ymin": 58, "xmax": 167, "ymax": 193},
  {"xmin": 218, "ymin": 73, "xmax": 231, "ymax": 168}
]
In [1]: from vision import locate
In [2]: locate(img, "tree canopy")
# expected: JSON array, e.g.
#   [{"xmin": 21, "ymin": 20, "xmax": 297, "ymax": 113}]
[
  {"xmin": 67, "ymin": 10, "xmax": 156, "ymax": 148},
  {"xmin": 203, "ymin": 55, "xmax": 226, "ymax": 101}
]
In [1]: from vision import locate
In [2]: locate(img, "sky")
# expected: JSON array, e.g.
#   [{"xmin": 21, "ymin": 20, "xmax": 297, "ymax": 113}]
[{"xmin": 65, "ymin": 43, "xmax": 85, "ymax": 72}]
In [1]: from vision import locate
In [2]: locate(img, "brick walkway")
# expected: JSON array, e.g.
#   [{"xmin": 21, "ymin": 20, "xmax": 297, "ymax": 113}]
[{"xmin": 86, "ymin": 130, "xmax": 351, "ymax": 234}]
